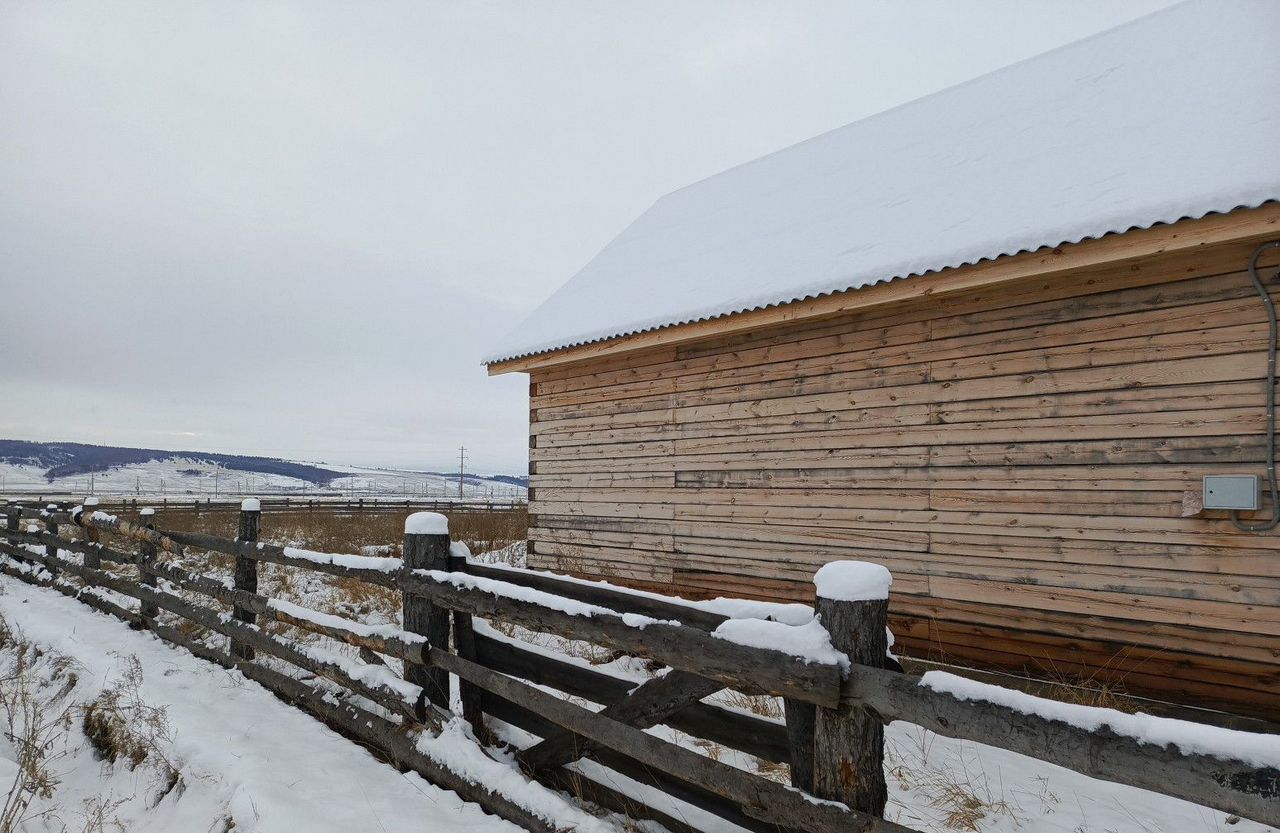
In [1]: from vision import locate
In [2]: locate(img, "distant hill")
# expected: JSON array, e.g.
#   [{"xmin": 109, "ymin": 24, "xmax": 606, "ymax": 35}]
[
  {"xmin": 420, "ymin": 471, "xmax": 529, "ymax": 488},
  {"xmin": 0, "ymin": 440, "xmax": 344, "ymax": 485},
  {"xmin": 0, "ymin": 440, "xmax": 528, "ymax": 500},
  {"xmin": 484, "ymin": 474, "xmax": 529, "ymax": 489}
]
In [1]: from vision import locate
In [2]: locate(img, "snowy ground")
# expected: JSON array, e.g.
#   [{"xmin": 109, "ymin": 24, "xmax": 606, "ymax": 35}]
[
  {"xmin": 0, "ymin": 575, "xmax": 533, "ymax": 833},
  {"xmin": 0, "ymin": 546, "xmax": 1271, "ymax": 833}
]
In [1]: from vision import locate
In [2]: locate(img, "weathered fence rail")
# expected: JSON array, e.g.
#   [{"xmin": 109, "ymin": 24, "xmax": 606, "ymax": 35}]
[{"xmin": 0, "ymin": 499, "xmax": 1275, "ymax": 833}]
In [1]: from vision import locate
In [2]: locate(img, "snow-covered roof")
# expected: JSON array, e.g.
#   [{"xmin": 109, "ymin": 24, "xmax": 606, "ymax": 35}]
[{"xmin": 486, "ymin": 0, "xmax": 1280, "ymax": 366}]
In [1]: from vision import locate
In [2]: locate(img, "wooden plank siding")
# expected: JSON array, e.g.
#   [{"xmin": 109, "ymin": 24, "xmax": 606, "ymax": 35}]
[{"xmin": 524, "ymin": 234, "xmax": 1280, "ymax": 719}]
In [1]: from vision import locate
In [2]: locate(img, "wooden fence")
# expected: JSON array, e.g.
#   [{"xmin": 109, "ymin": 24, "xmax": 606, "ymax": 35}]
[
  {"xmin": 1, "ymin": 497, "xmax": 525, "ymax": 515},
  {"xmin": 0, "ymin": 500, "xmax": 1274, "ymax": 833}
]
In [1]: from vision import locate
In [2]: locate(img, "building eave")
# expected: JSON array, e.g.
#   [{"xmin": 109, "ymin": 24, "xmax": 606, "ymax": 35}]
[{"xmin": 486, "ymin": 204, "xmax": 1280, "ymax": 376}]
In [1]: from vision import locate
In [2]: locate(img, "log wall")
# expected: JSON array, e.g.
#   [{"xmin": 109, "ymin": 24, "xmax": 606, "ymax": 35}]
[{"xmin": 525, "ymin": 232, "xmax": 1280, "ymax": 718}]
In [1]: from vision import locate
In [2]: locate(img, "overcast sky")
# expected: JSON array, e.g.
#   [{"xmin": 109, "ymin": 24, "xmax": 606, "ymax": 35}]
[{"xmin": 0, "ymin": 1, "xmax": 1177, "ymax": 473}]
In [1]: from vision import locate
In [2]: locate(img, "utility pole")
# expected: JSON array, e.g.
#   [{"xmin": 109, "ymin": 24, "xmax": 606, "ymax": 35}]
[
  {"xmin": 214, "ymin": 470, "xmax": 219, "ymax": 498},
  {"xmin": 458, "ymin": 446, "xmax": 467, "ymax": 500}
]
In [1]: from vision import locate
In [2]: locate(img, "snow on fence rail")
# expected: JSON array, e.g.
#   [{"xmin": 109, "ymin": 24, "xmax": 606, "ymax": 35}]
[{"xmin": 0, "ymin": 501, "xmax": 1276, "ymax": 833}]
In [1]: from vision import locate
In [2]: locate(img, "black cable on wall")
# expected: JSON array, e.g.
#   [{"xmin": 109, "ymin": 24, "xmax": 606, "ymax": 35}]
[{"xmin": 1232, "ymin": 240, "xmax": 1280, "ymax": 532}]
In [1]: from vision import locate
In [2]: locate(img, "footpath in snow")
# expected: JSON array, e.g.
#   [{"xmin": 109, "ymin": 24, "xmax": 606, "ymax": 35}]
[{"xmin": 0, "ymin": 574, "xmax": 521, "ymax": 833}]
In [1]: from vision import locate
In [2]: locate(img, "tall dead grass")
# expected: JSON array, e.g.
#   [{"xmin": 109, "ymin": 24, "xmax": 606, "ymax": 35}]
[
  {"xmin": 81, "ymin": 655, "xmax": 182, "ymax": 802},
  {"xmin": 885, "ymin": 726, "xmax": 1024, "ymax": 833},
  {"xmin": 0, "ymin": 618, "xmax": 76, "ymax": 833},
  {"xmin": 110, "ymin": 506, "xmax": 528, "ymax": 557},
  {"xmin": 0, "ymin": 613, "xmax": 189, "ymax": 833}
]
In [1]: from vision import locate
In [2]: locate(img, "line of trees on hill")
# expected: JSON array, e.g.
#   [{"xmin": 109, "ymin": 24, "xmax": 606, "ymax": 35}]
[{"xmin": 0, "ymin": 440, "xmax": 343, "ymax": 486}]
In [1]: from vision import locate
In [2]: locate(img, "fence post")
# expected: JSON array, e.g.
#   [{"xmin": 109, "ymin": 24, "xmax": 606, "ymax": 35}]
[
  {"xmin": 402, "ymin": 512, "xmax": 451, "ymax": 714},
  {"xmin": 783, "ymin": 700, "xmax": 816, "ymax": 792},
  {"xmin": 138, "ymin": 508, "xmax": 159, "ymax": 624},
  {"xmin": 81, "ymin": 497, "xmax": 101, "ymax": 569},
  {"xmin": 5, "ymin": 504, "xmax": 23, "ymax": 567},
  {"xmin": 231, "ymin": 498, "xmax": 261, "ymax": 661},
  {"xmin": 810, "ymin": 561, "xmax": 890, "ymax": 817},
  {"xmin": 44, "ymin": 504, "xmax": 60, "ymax": 578},
  {"xmin": 448, "ymin": 545, "xmax": 486, "ymax": 737}
]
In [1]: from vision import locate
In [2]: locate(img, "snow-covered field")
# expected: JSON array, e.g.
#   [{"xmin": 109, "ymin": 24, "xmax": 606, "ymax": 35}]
[
  {"xmin": 0, "ymin": 458, "xmax": 525, "ymax": 502},
  {"xmin": 0, "ymin": 577, "xmax": 527, "ymax": 833},
  {"xmin": 0, "ymin": 541, "xmax": 1271, "ymax": 833}
]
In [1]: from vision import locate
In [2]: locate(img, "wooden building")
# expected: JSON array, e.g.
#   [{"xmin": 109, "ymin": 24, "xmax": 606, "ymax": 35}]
[{"xmin": 487, "ymin": 1, "xmax": 1280, "ymax": 717}]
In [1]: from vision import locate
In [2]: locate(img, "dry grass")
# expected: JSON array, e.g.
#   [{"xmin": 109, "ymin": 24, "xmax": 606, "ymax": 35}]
[
  {"xmin": 712, "ymin": 689, "xmax": 784, "ymax": 721},
  {"xmin": 74, "ymin": 795, "xmax": 128, "ymax": 833},
  {"xmin": 1034, "ymin": 656, "xmax": 1143, "ymax": 714},
  {"xmin": 0, "ymin": 618, "xmax": 77, "ymax": 833},
  {"xmin": 885, "ymin": 725, "xmax": 1023, "ymax": 833},
  {"xmin": 0, "ymin": 613, "xmax": 186, "ymax": 833},
  {"xmin": 691, "ymin": 738, "xmax": 723, "ymax": 762},
  {"xmin": 450, "ymin": 508, "xmax": 529, "ymax": 555},
  {"xmin": 485, "ymin": 620, "xmax": 621, "ymax": 666},
  {"xmin": 754, "ymin": 758, "xmax": 790, "ymax": 783},
  {"xmin": 920, "ymin": 776, "xmax": 1013, "ymax": 832},
  {"xmin": 322, "ymin": 575, "xmax": 399, "ymax": 620},
  {"xmin": 81, "ymin": 655, "xmax": 182, "ymax": 802},
  {"xmin": 116, "ymin": 505, "xmax": 528, "ymax": 557},
  {"xmin": 90, "ymin": 505, "xmax": 525, "ymax": 660},
  {"xmin": 901, "ymin": 651, "xmax": 1146, "ymax": 718}
]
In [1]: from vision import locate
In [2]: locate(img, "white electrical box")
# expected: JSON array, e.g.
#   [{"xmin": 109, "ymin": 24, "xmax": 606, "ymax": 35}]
[{"xmin": 1203, "ymin": 475, "xmax": 1259, "ymax": 510}]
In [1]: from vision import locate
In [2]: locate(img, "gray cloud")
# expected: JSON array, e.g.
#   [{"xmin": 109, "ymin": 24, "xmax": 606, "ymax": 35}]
[{"xmin": 0, "ymin": 0, "xmax": 1176, "ymax": 472}]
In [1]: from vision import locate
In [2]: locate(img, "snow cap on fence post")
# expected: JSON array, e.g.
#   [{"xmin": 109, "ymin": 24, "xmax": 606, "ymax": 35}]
[
  {"xmin": 240, "ymin": 497, "xmax": 261, "ymax": 513},
  {"xmin": 813, "ymin": 561, "xmax": 892, "ymax": 602},
  {"xmin": 402, "ymin": 511, "xmax": 452, "ymax": 715},
  {"xmin": 405, "ymin": 511, "xmax": 448, "ymax": 535},
  {"xmin": 809, "ymin": 561, "xmax": 890, "ymax": 817}
]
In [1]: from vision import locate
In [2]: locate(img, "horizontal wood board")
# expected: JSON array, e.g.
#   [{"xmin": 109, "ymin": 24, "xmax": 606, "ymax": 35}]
[{"xmin": 523, "ymin": 226, "xmax": 1280, "ymax": 718}]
